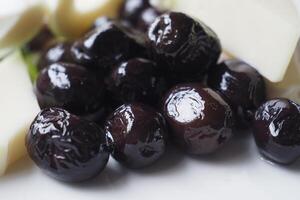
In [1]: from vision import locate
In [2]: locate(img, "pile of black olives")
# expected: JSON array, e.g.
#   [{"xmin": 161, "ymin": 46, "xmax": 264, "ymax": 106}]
[{"xmin": 25, "ymin": 0, "xmax": 300, "ymax": 182}]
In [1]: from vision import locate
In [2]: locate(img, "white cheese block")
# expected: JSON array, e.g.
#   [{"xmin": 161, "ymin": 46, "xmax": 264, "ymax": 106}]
[
  {"xmin": 47, "ymin": 0, "xmax": 123, "ymax": 38},
  {"xmin": 157, "ymin": 0, "xmax": 300, "ymax": 82},
  {"xmin": 266, "ymin": 41, "xmax": 300, "ymax": 103},
  {"xmin": 0, "ymin": 51, "xmax": 40, "ymax": 175},
  {"xmin": 0, "ymin": 0, "xmax": 46, "ymax": 57}
]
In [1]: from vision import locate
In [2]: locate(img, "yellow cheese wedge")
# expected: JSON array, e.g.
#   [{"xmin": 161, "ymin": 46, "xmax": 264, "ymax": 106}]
[
  {"xmin": 0, "ymin": 51, "xmax": 40, "ymax": 175},
  {"xmin": 47, "ymin": 0, "xmax": 123, "ymax": 39},
  {"xmin": 0, "ymin": 1, "xmax": 47, "ymax": 57}
]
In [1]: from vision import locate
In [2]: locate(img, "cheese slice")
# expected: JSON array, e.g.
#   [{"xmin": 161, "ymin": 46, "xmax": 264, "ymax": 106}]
[
  {"xmin": 266, "ymin": 42, "xmax": 300, "ymax": 103},
  {"xmin": 156, "ymin": 0, "xmax": 300, "ymax": 83},
  {"xmin": 47, "ymin": 0, "xmax": 123, "ymax": 38},
  {"xmin": 0, "ymin": 0, "xmax": 47, "ymax": 58},
  {"xmin": 0, "ymin": 51, "xmax": 40, "ymax": 175}
]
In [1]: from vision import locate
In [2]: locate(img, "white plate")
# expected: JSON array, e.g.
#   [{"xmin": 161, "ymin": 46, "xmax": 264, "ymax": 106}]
[
  {"xmin": 1, "ymin": 1, "xmax": 300, "ymax": 200},
  {"xmin": 2, "ymin": 134, "xmax": 300, "ymax": 200}
]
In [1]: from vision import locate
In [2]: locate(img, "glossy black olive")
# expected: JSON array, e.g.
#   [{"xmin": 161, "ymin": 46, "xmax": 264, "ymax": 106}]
[
  {"xmin": 163, "ymin": 83, "xmax": 234, "ymax": 155},
  {"xmin": 35, "ymin": 62, "xmax": 106, "ymax": 117},
  {"xmin": 26, "ymin": 108, "xmax": 110, "ymax": 182},
  {"xmin": 119, "ymin": 0, "xmax": 151, "ymax": 26},
  {"xmin": 76, "ymin": 20, "xmax": 145, "ymax": 72},
  {"xmin": 147, "ymin": 12, "xmax": 221, "ymax": 81},
  {"xmin": 207, "ymin": 59, "xmax": 266, "ymax": 128},
  {"xmin": 105, "ymin": 58, "xmax": 168, "ymax": 105},
  {"xmin": 24, "ymin": 25, "xmax": 54, "ymax": 53},
  {"xmin": 70, "ymin": 41, "xmax": 98, "ymax": 69},
  {"xmin": 38, "ymin": 42, "xmax": 73, "ymax": 71},
  {"xmin": 136, "ymin": 8, "xmax": 162, "ymax": 32},
  {"xmin": 105, "ymin": 103, "xmax": 168, "ymax": 168},
  {"xmin": 253, "ymin": 98, "xmax": 300, "ymax": 165},
  {"xmin": 119, "ymin": 0, "xmax": 162, "ymax": 32}
]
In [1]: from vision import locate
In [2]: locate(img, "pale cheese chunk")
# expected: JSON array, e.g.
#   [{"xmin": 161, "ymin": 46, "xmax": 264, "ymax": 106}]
[{"xmin": 0, "ymin": 52, "xmax": 40, "ymax": 175}]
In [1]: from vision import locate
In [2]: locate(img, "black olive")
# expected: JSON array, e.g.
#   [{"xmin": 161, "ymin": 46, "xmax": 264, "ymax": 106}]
[
  {"xmin": 105, "ymin": 58, "xmax": 168, "ymax": 106},
  {"xmin": 119, "ymin": 0, "xmax": 162, "ymax": 32},
  {"xmin": 253, "ymin": 98, "xmax": 300, "ymax": 165},
  {"xmin": 26, "ymin": 108, "xmax": 110, "ymax": 182},
  {"xmin": 38, "ymin": 42, "xmax": 73, "ymax": 71},
  {"xmin": 147, "ymin": 12, "xmax": 221, "ymax": 82},
  {"xmin": 69, "ymin": 41, "xmax": 98, "ymax": 69},
  {"xmin": 35, "ymin": 62, "xmax": 106, "ymax": 118},
  {"xmin": 24, "ymin": 25, "xmax": 54, "ymax": 53},
  {"xmin": 136, "ymin": 8, "xmax": 162, "ymax": 32},
  {"xmin": 163, "ymin": 83, "xmax": 234, "ymax": 154},
  {"xmin": 207, "ymin": 59, "xmax": 266, "ymax": 128},
  {"xmin": 105, "ymin": 103, "xmax": 168, "ymax": 168},
  {"xmin": 75, "ymin": 20, "xmax": 145, "ymax": 73},
  {"xmin": 119, "ymin": 0, "xmax": 151, "ymax": 26}
]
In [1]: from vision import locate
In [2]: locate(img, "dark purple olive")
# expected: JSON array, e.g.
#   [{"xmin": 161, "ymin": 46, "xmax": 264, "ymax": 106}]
[
  {"xmin": 76, "ymin": 17, "xmax": 115, "ymax": 70},
  {"xmin": 136, "ymin": 8, "xmax": 162, "ymax": 32},
  {"xmin": 38, "ymin": 42, "xmax": 73, "ymax": 71},
  {"xmin": 75, "ymin": 20, "xmax": 145, "ymax": 72},
  {"xmin": 253, "ymin": 98, "xmax": 300, "ymax": 165},
  {"xmin": 24, "ymin": 25, "xmax": 54, "ymax": 53},
  {"xmin": 70, "ymin": 41, "xmax": 98, "ymax": 69},
  {"xmin": 119, "ymin": 0, "xmax": 151, "ymax": 26},
  {"xmin": 163, "ymin": 83, "xmax": 234, "ymax": 155},
  {"xmin": 119, "ymin": 0, "xmax": 162, "ymax": 32},
  {"xmin": 105, "ymin": 103, "xmax": 168, "ymax": 168},
  {"xmin": 147, "ymin": 12, "xmax": 221, "ymax": 81},
  {"xmin": 105, "ymin": 58, "xmax": 167, "ymax": 105},
  {"xmin": 207, "ymin": 59, "xmax": 266, "ymax": 128},
  {"xmin": 35, "ymin": 62, "xmax": 106, "ymax": 117},
  {"xmin": 26, "ymin": 108, "xmax": 110, "ymax": 182}
]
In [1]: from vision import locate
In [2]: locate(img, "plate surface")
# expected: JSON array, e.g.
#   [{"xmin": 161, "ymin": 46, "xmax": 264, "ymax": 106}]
[
  {"xmin": 1, "ymin": 1, "xmax": 300, "ymax": 200},
  {"xmin": 2, "ymin": 135, "xmax": 300, "ymax": 200}
]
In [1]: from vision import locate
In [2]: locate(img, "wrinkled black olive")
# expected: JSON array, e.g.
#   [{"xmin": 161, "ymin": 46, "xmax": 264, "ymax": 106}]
[
  {"xmin": 35, "ymin": 62, "xmax": 106, "ymax": 117},
  {"xmin": 253, "ymin": 98, "xmax": 300, "ymax": 165},
  {"xmin": 105, "ymin": 58, "xmax": 168, "ymax": 105},
  {"xmin": 147, "ymin": 12, "xmax": 221, "ymax": 81},
  {"xmin": 38, "ymin": 42, "xmax": 73, "ymax": 71},
  {"xmin": 105, "ymin": 103, "xmax": 168, "ymax": 168},
  {"xmin": 207, "ymin": 59, "xmax": 266, "ymax": 128},
  {"xmin": 26, "ymin": 108, "xmax": 110, "ymax": 182},
  {"xmin": 163, "ymin": 83, "xmax": 234, "ymax": 154}
]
